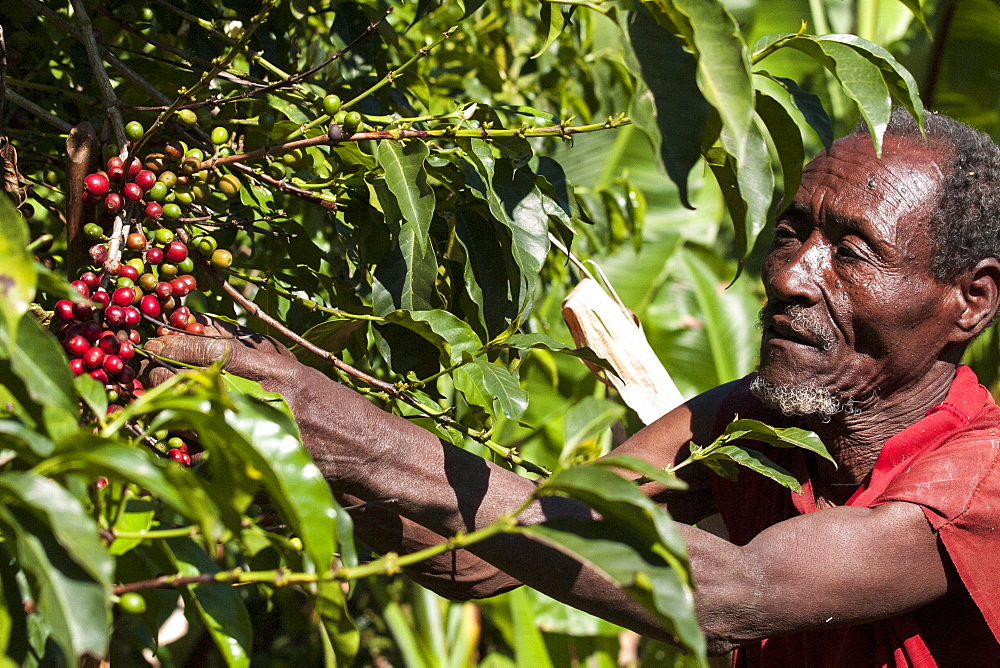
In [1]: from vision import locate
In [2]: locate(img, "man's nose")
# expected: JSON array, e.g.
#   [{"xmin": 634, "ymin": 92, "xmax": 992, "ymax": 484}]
[{"xmin": 766, "ymin": 236, "xmax": 825, "ymax": 304}]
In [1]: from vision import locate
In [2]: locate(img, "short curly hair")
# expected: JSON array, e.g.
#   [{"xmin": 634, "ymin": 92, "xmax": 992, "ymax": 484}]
[{"xmin": 857, "ymin": 108, "xmax": 1000, "ymax": 282}]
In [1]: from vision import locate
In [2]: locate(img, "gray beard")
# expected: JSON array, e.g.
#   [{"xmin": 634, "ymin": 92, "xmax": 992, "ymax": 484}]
[{"xmin": 749, "ymin": 375, "xmax": 861, "ymax": 422}]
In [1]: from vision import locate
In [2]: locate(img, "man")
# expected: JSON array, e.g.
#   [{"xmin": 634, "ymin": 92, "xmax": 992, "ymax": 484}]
[{"xmin": 147, "ymin": 108, "xmax": 1000, "ymax": 665}]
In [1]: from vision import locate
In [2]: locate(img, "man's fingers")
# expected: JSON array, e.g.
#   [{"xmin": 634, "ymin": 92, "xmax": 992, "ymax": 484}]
[{"xmin": 145, "ymin": 334, "xmax": 233, "ymax": 368}]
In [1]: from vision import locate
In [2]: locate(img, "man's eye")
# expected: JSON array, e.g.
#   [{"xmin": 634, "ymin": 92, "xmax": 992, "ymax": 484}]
[{"xmin": 837, "ymin": 244, "xmax": 862, "ymax": 261}]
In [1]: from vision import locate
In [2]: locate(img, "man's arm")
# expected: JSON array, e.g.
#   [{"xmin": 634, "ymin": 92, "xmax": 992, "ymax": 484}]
[
  {"xmin": 144, "ymin": 334, "xmax": 952, "ymax": 652},
  {"xmin": 681, "ymin": 500, "xmax": 950, "ymax": 654}
]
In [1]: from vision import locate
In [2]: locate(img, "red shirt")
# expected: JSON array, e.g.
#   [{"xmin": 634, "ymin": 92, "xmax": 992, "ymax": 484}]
[{"xmin": 711, "ymin": 366, "xmax": 1000, "ymax": 667}]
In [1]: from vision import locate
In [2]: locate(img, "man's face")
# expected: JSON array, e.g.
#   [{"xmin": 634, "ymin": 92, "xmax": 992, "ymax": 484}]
[{"xmin": 757, "ymin": 133, "xmax": 962, "ymax": 410}]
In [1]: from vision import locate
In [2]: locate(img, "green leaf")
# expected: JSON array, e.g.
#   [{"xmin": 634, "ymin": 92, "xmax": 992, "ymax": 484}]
[
  {"xmin": 592, "ymin": 455, "xmax": 688, "ymax": 491},
  {"xmin": 372, "ymin": 212, "xmax": 439, "ymax": 316},
  {"xmin": 376, "ymin": 140, "xmax": 435, "ymax": 252},
  {"xmin": 383, "ymin": 309, "xmax": 483, "ymax": 366},
  {"xmin": 0, "ymin": 419, "xmax": 52, "ymax": 459},
  {"xmin": 501, "ymin": 333, "xmax": 615, "ymax": 373},
  {"xmin": 532, "ymin": 2, "xmax": 565, "ymax": 59},
  {"xmin": 108, "ymin": 498, "xmax": 155, "ymax": 557},
  {"xmin": 73, "ymin": 374, "xmax": 107, "ymax": 422},
  {"xmin": 44, "ymin": 438, "xmax": 224, "ymax": 542},
  {"xmin": 316, "ymin": 580, "xmax": 360, "ymax": 668},
  {"xmin": 754, "ymin": 34, "xmax": 892, "ymax": 154},
  {"xmin": 702, "ymin": 445, "xmax": 800, "ymax": 491},
  {"xmin": 223, "ymin": 392, "xmax": 340, "ymax": 574},
  {"xmin": 524, "ymin": 463, "xmax": 702, "ymax": 656},
  {"xmin": 166, "ymin": 537, "xmax": 252, "ymax": 667},
  {"xmin": 453, "ymin": 358, "xmax": 529, "ymax": 421},
  {"xmin": 624, "ymin": 7, "xmax": 708, "ymax": 207},
  {"xmin": 722, "ymin": 418, "xmax": 832, "ymax": 463},
  {"xmin": 772, "ymin": 76, "xmax": 834, "ymax": 151},
  {"xmin": 755, "ymin": 90, "xmax": 805, "ymax": 204},
  {"xmin": 0, "ymin": 197, "xmax": 35, "ymax": 329},
  {"xmin": 815, "ymin": 34, "xmax": 924, "ymax": 129},
  {"xmin": 0, "ymin": 472, "xmax": 111, "ymax": 661},
  {"xmin": 507, "ymin": 587, "xmax": 554, "ymax": 668},
  {"xmin": 8, "ymin": 313, "xmax": 78, "ymax": 441}
]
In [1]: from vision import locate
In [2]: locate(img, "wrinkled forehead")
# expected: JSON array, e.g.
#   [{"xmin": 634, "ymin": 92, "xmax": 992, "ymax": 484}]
[{"xmin": 795, "ymin": 133, "xmax": 948, "ymax": 241}]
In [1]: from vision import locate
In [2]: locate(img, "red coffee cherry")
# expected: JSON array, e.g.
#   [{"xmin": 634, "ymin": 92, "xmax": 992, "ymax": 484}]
[
  {"xmin": 117, "ymin": 340, "xmax": 135, "ymax": 360},
  {"xmin": 106, "ymin": 157, "xmax": 125, "ymax": 182},
  {"xmin": 102, "ymin": 354, "xmax": 124, "ymax": 375},
  {"xmin": 123, "ymin": 307, "xmax": 141, "ymax": 327},
  {"xmin": 145, "ymin": 247, "xmax": 164, "ymax": 264},
  {"xmin": 89, "ymin": 369, "xmax": 109, "ymax": 383},
  {"xmin": 134, "ymin": 169, "xmax": 156, "ymax": 191},
  {"xmin": 73, "ymin": 301, "xmax": 94, "ymax": 321},
  {"xmin": 154, "ymin": 282, "xmax": 173, "ymax": 299},
  {"xmin": 126, "ymin": 157, "xmax": 142, "ymax": 180},
  {"xmin": 84, "ymin": 172, "xmax": 110, "ymax": 195},
  {"xmin": 83, "ymin": 346, "xmax": 105, "ymax": 369},
  {"xmin": 54, "ymin": 300, "xmax": 75, "ymax": 322},
  {"xmin": 169, "ymin": 278, "xmax": 190, "ymax": 297},
  {"xmin": 144, "ymin": 202, "xmax": 163, "ymax": 220},
  {"xmin": 123, "ymin": 182, "xmax": 143, "ymax": 202},
  {"xmin": 79, "ymin": 271, "xmax": 100, "ymax": 289},
  {"xmin": 168, "ymin": 306, "xmax": 191, "ymax": 328},
  {"xmin": 104, "ymin": 192, "xmax": 124, "ymax": 214},
  {"xmin": 104, "ymin": 305, "xmax": 126, "ymax": 327},
  {"xmin": 185, "ymin": 322, "xmax": 205, "ymax": 334},
  {"xmin": 164, "ymin": 241, "xmax": 188, "ymax": 263},
  {"xmin": 65, "ymin": 335, "xmax": 90, "ymax": 356},
  {"xmin": 80, "ymin": 321, "xmax": 103, "ymax": 342},
  {"xmin": 91, "ymin": 290, "xmax": 111, "ymax": 309},
  {"xmin": 97, "ymin": 334, "xmax": 120, "ymax": 355},
  {"xmin": 89, "ymin": 244, "xmax": 110, "ymax": 265},
  {"xmin": 140, "ymin": 295, "xmax": 161, "ymax": 318},
  {"xmin": 178, "ymin": 274, "xmax": 198, "ymax": 292},
  {"xmin": 112, "ymin": 287, "xmax": 135, "ymax": 307},
  {"xmin": 118, "ymin": 265, "xmax": 140, "ymax": 282},
  {"xmin": 70, "ymin": 280, "xmax": 90, "ymax": 299},
  {"xmin": 68, "ymin": 358, "xmax": 85, "ymax": 375}
]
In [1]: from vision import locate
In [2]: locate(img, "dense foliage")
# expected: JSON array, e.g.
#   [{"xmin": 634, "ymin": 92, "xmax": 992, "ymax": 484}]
[{"xmin": 1, "ymin": 0, "xmax": 997, "ymax": 665}]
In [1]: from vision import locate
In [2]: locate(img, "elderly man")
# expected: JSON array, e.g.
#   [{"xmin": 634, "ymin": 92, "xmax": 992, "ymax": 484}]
[{"xmin": 148, "ymin": 108, "xmax": 1000, "ymax": 665}]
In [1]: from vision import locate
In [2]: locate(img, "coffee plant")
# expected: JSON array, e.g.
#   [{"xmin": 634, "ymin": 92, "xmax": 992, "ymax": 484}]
[{"xmin": 0, "ymin": 0, "xmax": 952, "ymax": 665}]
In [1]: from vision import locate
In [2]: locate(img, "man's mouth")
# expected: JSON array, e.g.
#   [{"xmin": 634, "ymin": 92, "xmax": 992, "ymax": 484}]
[{"xmin": 760, "ymin": 305, "xmax": 836, "ymax": 351}]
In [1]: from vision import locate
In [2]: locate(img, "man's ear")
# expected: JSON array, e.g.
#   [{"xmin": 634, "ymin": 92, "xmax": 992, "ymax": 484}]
[{"xmin": 953, "ymin": 257, "xmax": 1000, "ymax": 342}]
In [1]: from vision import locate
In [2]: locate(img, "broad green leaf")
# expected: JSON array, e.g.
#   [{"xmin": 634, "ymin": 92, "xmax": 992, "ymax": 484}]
[
  {"xmin": 502, "ymin": 333, "xmax": 614, "ymax": 372},
  {"xmin": 316, "ymin": 581, "xmax": 360, "ymax": 668},
  {"xmin": 624, "ymin": 6, "xmax": 709, "ymax": 206},
  {"xmin": 166, "ymin": 537, "xmax": 252, "ymax": 667},
  {"xmin": 383, "ymin": 309, "xmax": 483, "ymax": 366},
  {"xmin": 0, "ymin": 419, "xmax": 52, "ymax": 459},
  {"xmin": 592, "ymin": 455, "xmax": 688, "ymax": 491},
  {"xmin": 733, "ymin": 116, "xmax": 776, "ymax": 266},
  {"xmin": 560, "ymin": 397, "xmax": 626, "ymax": 466},
  {"xmin": 372, "ymin": 214, "xmax": 439, "ymax": 316},
  {"xmin": 702, "ymin": 445, "xmax": 800, "ymax": 491},
  {"xmin": 0, "ymin": 197, "xmax": 35, "ymax": 328},
  {"xmin": 376, "ymin": 140, "xmax": 435, "ymax": 252},
  {"xmin": 755, "ymin": 90, "xmax": 805, "ymax": 204},
  {"xmin": 34, "ymin": 263, "xmax": 85, "ymax": 304},
  {"xmin": 73, "ymin": 374, "xmax": 107, "ymax": 423},
  {"xmin": 754, "ymin": 34, "xmax": 892, "ymax": 154},
  {"xmin": 507, "ymin": 587, "xmax": 554, "ymax": 668},
  {"xmin": 223, "ymin": 392, "xmax": 339, "ymax": 574},
  {"xmin": 641, "ymin": 0, "xmax": 754, "ymax": 164},
  {"xmin": 462, "ymin": 142, "xmax": 550, "ymax": 313},
  {"xmin": 108, "ymin": 498, "xmax": 155, "ymax": 556},
  {"xmin": 681, "ymin": 247, "xmax": 744, "ymax": 384},
  {"xmin": 0, "ymin": 472, "xmax": 112, "ymax": 586},
  {"xmin": 8, "ymin": 314, "xmax": 77, "ymax": 441},
  {"xmin": 815, "ymin": 34, "xmax": 924, "ymax": 128},
  {"xmin": 0, "ymin": 472, "xmax": 112, "ymax": 661},
  {"xmin": 532, "ymin": 2, "xmax": 565, "ymax": 59},
  {"xmin": 43, "ymin": 438, "xmax": 224, "ymax": 542},
  {"xmin": 453, "ymin": 210, "xmax": 511, "ymax": 339},
  {"xmin": 772, "ymin": 76, "xmax": 834, "ymax": 151},
  {"xmin": 722, "ymin": 418, "xmax": 832, "ymax": 463},
  {"xmin": 453, "ymin": 358, "xmax": 528, "ymax": 421},
  {"xmin": 221, "ymin": 373, "xmax": 296, "ymax": 423}
]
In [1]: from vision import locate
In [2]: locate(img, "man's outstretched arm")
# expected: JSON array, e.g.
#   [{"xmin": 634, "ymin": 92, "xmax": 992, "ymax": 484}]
[{"xmin": 144, "ymin": 334, "xmax": 953, "ymax": 654}]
